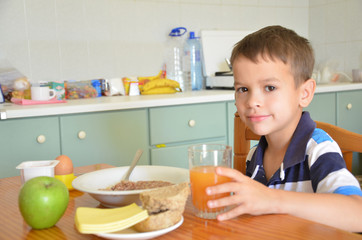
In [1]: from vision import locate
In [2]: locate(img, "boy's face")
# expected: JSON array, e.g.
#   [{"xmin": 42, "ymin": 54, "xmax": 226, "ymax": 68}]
[{"xmin": 233, "ymin": 55, "xmax": 305, "ymax": 137}]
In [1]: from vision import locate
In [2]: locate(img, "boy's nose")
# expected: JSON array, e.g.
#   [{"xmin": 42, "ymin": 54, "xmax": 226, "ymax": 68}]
[{"xmin": 246, "ymin": 92, "xmax": 262, "ymax": 108}]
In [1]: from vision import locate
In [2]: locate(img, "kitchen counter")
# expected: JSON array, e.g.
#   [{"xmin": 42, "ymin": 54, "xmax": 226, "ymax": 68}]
[
  {"xmin": 1, "ymin": 82, "xmax": 362, "ymax": 120},
  {"xmin": 0, "ymin": 90, "xmax": 234, "ymax": 120}
]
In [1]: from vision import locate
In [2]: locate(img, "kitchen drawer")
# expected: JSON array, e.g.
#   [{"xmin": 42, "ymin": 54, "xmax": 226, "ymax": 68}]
[
  {"xmin": 149, "ymin": 102, "xmax": 227, "ymax": 145},
  {"xmin": 151, "ymin": 139, "xmax": 226, "ymax": 169},
  {"xmin": 0, "ymin": 116, "xmax": 61, "ymax": 178}
]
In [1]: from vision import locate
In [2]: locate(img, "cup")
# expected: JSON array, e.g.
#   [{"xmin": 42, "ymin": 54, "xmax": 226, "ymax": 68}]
[
  {"xmin": 352, "ymin": 69, "xmax": 362, "ymax": 82},
  {"xmin": 16, "ymin": 160, "xmax": 59, "ymax": 185},
  {"xmin": 188, "ymin": 143, "xmax": 232, "ymax": 219},
  {"xmin": 31, "ymin": 86, "xmax": 56, "ymax": 101}
]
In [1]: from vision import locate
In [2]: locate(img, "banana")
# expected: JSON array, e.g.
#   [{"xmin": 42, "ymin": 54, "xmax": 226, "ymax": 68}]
[
  {"xmin": 138, "ymin": 70, "xmax": 164, "ymax": 82},
  {"xmin": 141, "ymin": 87, "xmax": 180, "ymax": 95},
  {"xmin": 138, "ymin": 70, "xmax": 166, "ymax": 92},
  {"xmin": 141, "ymin": 78, "xmax": 180, "ymax": 93}
]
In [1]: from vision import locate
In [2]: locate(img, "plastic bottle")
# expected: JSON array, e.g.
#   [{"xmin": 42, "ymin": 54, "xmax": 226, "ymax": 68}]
[
  {"xmin": 164, "ymin": 27, "xmax": 190, "ymax": 91},
  {"xmin": 184, "ymin": 31, "xmax": 204, "ymax": 90}
]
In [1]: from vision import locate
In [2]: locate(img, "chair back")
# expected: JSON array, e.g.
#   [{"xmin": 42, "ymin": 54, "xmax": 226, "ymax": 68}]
[{"xmin": 234, "ymin": 112, "xmax": 362, "ymax": 174}]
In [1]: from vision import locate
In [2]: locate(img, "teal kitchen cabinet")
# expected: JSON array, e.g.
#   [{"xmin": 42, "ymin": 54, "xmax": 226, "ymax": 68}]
[
  {"xmin": 0, "ymin": 116, "xmax": 61, "ymax": 178},
  {"xmin": 337, "ymin": 90, "xmax": 362, "ymax": 134},
  {"xmin": 59, "ymin": 109, "xmax": 149, "ymax": 168},
  {"xmin": 336, "ymin": 90, "xmax": 362, "ymax": 174},
  {"xmin": 149, "ymin": 102, "xmax": 227, "ymax": 168},
  {"xmin": 306, "ymin": 92, "xmax": 336, "ymax": 125},
  {"xmin": 227, "ymin": 101, "xmax": 237, "ymax": 148}
]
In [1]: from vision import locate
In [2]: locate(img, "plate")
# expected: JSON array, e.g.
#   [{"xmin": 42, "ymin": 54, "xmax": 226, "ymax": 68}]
[{"xmin": 94, "ymin": 216, "xmax": 183, "ymax": 240}]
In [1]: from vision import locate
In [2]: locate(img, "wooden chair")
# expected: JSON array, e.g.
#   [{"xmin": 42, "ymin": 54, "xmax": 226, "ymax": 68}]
[{"xmin": 234, "ymin": 112, "xmax": 362, "ymax": 174}]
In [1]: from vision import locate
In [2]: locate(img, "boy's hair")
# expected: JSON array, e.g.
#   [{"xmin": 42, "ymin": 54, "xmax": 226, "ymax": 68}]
[{"xmin": 230, "ymin": 25, "xmax": 314, "ymax": 87}]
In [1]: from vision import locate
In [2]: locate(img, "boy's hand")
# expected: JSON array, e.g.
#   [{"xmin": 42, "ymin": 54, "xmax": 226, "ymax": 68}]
[{"xmin": 206, "ymin": 167, "xmax": 278, "ymax": 221}]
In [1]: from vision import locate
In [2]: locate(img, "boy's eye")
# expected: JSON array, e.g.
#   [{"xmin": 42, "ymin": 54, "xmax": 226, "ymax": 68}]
[
  {"xmin": 236, "ymin": 87, "xmax": 248, "ymax": 93},
  {"xmin": 265, "ymin": 86, "xmax": 275, "ymax": 92}
]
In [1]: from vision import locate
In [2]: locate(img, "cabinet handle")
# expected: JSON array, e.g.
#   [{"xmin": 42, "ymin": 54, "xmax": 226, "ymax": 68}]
[
  {"xmin": 78, "ymin": 131, "xmax": 87, "ymax": 140},
  {"xmin": 346, "ymin": 103, "xmax": 352, "ymax": 110},
  {"xmin": 188, "ymin": 119, "xmax": 196, "ymax": 127},
  {"xmin": 36, "ymin": 135, "xmax": 46, "ymax": 144}
]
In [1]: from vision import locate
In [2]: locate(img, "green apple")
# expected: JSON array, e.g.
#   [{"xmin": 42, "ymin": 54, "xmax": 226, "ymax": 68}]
[{"xmin": 18, "ymin": 176, "xmax": 69, "ymax": 229}]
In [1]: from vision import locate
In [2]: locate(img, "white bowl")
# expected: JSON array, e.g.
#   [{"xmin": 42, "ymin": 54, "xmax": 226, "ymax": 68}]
[{"xmin": 72, "ymin": 165, "xmax": 189, "ymax": 207}]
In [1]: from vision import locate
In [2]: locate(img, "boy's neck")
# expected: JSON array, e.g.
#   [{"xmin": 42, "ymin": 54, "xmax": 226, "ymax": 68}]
[{"xmin": 263, "ymin": 140, "xmax": 289, "ymax": 181}]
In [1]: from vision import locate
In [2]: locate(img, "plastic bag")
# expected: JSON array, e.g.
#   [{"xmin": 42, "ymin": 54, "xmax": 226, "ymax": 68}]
[{"xmin": 0, "ymin": 59, "xmax": 29, "ymax": 101}]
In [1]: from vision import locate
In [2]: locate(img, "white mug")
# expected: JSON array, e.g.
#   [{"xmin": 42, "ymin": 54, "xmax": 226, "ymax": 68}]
[{"xmin": 31, "ymin": 86, "xmax": 56, "ymax": 101}]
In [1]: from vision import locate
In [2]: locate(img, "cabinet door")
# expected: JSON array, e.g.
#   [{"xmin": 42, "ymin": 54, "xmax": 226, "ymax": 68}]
[
  {"xmin": 337, "ymin": 90, "xmax": 362, "ymax": 134},
  {"xmin": 305, "ymin": 92, "xmax": 336, "ymax": 125},
  {"xmin": 227, "ymin": 101, "xmax": 237, "ymax": 148},
  {"xmin": 149, "ymin": 102, "xmax": 227, "ymax": 145},
  {"xmin": 0, "ymin": 117, "xmax": 60, "ymax": 178},
  {"xmin": 151, "ymin": 140, "xmax": 226, "ymax": 169},
  {"xmin": 60, "ymin": 109, "xmax": 149, "ymax": 167}
]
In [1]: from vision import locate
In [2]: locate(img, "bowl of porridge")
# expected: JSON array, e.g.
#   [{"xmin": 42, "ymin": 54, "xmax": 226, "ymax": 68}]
[{"xmin": 72, "ymin": 165, "xmax": 189, "ymax": 207}]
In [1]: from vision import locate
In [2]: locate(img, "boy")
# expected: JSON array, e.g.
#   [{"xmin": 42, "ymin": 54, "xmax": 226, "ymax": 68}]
[{"xmin": 206, "ymin": 25, "xmax": 362, "ymax": 232}]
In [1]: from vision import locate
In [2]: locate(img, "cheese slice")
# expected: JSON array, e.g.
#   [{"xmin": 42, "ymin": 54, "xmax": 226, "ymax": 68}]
[{"xmin": 75, "ymin": 203, "xmax": 148, "ymax": 234}]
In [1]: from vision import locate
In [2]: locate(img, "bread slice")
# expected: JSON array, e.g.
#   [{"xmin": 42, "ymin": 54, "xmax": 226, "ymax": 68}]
[{"xmin": 134, "ymin": 182, "xmax": 190, "ymax": 232}]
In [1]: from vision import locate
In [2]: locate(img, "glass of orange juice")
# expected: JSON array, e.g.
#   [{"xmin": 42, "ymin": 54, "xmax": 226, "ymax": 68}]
[{"xmin": 188, "ymin": 144, "xmax": 232, "ymax": 219}]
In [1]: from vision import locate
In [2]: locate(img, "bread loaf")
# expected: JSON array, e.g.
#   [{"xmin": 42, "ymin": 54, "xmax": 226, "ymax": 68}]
[{"xmin": 134, "ymin": 182, "xmax": 190, "ymax": 232}]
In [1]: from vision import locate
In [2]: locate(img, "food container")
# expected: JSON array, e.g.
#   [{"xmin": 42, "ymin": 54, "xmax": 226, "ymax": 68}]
[
  {"xmin": 64, "ymin": 80, "xmax": 98, "ymax": 99},
  {"xmin": 16, "ymin": 160, "xmax": 59, "ymax": 184}
]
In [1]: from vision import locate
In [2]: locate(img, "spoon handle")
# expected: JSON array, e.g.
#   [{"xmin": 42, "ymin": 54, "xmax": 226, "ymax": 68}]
[{"xmin": 123, "ymin": 149, "xmax": 143, "ymax": 181}]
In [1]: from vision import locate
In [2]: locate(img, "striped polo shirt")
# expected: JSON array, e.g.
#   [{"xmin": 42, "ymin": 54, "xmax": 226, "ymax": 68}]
[{"xmin": 245, "ymin": 112, "xmax": 362, "ymax": 196}]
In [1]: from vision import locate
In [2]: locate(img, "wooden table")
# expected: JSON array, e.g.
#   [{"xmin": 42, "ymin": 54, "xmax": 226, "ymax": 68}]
[{"xmin": 1, "ymin": 164, "xmax": 361, "ymax": 240}]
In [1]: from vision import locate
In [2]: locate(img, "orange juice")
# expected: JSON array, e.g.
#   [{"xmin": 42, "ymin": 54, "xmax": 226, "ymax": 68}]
[{"xmin": 190, "ymin": 165, "xmax": 231, "ymax": 212}]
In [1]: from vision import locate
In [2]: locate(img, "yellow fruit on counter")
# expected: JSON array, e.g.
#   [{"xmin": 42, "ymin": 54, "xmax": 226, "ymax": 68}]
[
  {"xmin": 142, "ymin": 78, "xmax": 180, "ymax": 93},
  {"xmin": 138, "ymin": 70, "xmax": 166, "ymax": 92},
  {"xmin": 137, "ymin": 70, "xmax": 164, "ymax": 82},
  {"xmin": 141, "ymin": 87, "xmax": 181, "ymax": 95}
]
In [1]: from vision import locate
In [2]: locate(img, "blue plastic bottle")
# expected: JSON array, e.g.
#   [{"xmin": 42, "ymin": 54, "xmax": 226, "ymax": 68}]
[{"xmin": 184, "ymin": 31, "xmax": 203, "ymax": 90}]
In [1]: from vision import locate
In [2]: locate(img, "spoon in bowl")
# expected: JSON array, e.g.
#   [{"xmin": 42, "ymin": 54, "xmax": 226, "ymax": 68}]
[{"xmin": 122, "ymin": 149, "xmax": 143, "ymax": 181}]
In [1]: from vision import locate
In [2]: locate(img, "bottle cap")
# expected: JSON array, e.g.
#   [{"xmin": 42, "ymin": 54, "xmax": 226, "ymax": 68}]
[
  {"xmin": 169, "ymin": 27, "xmax": 187, "ymax": 37},
  {"xmin": 189, "ymin": 31, "xmax": 196, "ymax": 39}
]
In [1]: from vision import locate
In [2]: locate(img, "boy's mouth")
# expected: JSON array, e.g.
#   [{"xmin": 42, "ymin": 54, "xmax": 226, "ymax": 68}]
[{"xmin": 247, "ymin": 115, "xmax": 270, "ymax": 122}]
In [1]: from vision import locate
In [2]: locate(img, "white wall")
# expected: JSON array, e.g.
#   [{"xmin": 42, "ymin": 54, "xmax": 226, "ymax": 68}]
[
  {"xmin": 0, "ymin": 0, "xmax": 309, "ymax": 83},
  {"xmin": 309, "ymin": 0, "xmax": 362, "ymax": 78}
]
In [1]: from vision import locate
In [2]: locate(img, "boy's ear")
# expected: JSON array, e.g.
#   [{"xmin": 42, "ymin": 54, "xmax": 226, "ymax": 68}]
[{"xmin": 299, "ymin": 78, "xmax": 316, "ymax": 108}]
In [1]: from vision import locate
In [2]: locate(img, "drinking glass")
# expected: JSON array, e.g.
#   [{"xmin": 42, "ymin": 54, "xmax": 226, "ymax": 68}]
[{"xmin": 188, "ymin": 144, "xmax": 232, "ymax": 219}]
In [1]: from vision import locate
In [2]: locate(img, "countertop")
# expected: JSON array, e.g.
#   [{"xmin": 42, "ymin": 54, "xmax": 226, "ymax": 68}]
[{"xmin": 1, "ymin": 82, "xmax": 362, "ymax": 120}]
